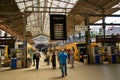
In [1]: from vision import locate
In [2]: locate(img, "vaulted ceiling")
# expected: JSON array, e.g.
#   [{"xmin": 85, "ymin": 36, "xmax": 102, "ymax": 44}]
[{"xmin": 0, "ymin": 0, "xmax": 120, "ymax": 45}]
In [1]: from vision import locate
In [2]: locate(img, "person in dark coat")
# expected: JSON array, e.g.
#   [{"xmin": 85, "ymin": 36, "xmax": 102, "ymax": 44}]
[
  {"xmin": 35, "ymin": 50, "xmax": 41, "ymax": 69},
  {"xmin": 51, "ymin": 51, "xmax": 56, "ymax": 69}
]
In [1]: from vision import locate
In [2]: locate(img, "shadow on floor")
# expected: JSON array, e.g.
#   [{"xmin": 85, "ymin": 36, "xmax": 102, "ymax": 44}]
[
  {"xmin": 23, "ymin": 67, "xmax": 57, "ymax": 72},
  {"xmin": 0, "ymin": 67, "xmax": 19, "ymax": 72},
  {"xmin": 51, "ymin": 76, "xmax": 65, "ymax": 80}
]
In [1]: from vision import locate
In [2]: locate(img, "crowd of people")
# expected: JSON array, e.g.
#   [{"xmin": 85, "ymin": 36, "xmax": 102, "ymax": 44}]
[{"xmin": 31, "ymin": 48, "xmax": 75, "ymax": 77}]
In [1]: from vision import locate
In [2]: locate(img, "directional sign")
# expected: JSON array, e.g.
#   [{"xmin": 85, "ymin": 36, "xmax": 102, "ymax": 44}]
[{"xmin": 75, "ymin": 25, "xmax": 88, "ymax": 32}]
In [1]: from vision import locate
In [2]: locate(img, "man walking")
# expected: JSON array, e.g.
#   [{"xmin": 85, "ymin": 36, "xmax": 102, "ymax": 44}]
[{"xmin": 58, "ymin": 49, "xmax": 68, "ymax": 77}]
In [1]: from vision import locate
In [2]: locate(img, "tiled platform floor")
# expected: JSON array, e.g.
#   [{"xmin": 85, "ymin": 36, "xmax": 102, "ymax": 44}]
[{"xmin": 0, "ymin": 55, "xmax": 120, "ymax": 80}]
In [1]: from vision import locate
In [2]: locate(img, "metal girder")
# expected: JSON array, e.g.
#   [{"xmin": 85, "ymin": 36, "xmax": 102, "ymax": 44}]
[
  {"xmin": 25, "ymin": 11, "xmax": 69, "ymax": 13},
  {"xmin": 88, "ymin": 14, "xmax": 120, "ymax": 17},
  {"xmin": 89, "ymin": 23, "xmax": 120, "ymax": 26},
  {"xmin": 71, "ymin": 0, "xmax": 102, "ymax": 14},
  {"xmin": 25, "ymin": 6, "xmax": 72, "ymax": 11},
  {"xmin": 0, "ymin": 12, "xmax": 23, "ymax": 15},
  {"xmin": 32, "ymin": 33, "xmax": 50, "ymax": 39},
  {"xmin": 103, "ymin": 0, "xmax": 120, "ymax": 9},
  {"xmin": 88, "ymin": 14, "xmax": 120, "ymax": 25}
]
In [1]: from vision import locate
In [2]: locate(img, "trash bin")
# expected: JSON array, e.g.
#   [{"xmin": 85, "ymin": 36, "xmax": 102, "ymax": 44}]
[
  {"xmin": 116, "ymin": 54, "xmax": 120, "ymax": 63},
  {"xmin": 83, "ymin": 55, "xmax": 88, "ymax": 64},
  {"xmin": 0, "ymin": 59, "xmax": 1, "ymax": 68},
  {"xmin": 11, "ymin": 58, "xmax": 17, "ymax": 69},
  {"xmin": 95, "ymin": 54, "xmax": 100, "ymax": 64},
  {"xmin": 111, "ymin": 54, "xmax": 116, "ymax": 63},
  {"xmin": 17, "ymin": 58, "xmax": 22, "ymax": 68},
  {"xmin": 27, "ymin": 58, "xmax": 31, "ymax": 68}
]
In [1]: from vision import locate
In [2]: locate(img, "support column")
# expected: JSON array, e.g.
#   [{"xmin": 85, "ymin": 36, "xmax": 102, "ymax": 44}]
[
  {"xmin": 84, "ymin": 14, "xmax": 93, "ymax": 64},
  {"xmin": 102, "ymin": 17, "xmax": 106, "ymax": 38},
  {"xmin": 23, "ymin": 12, "xmax": 27, "ymax": 68}
]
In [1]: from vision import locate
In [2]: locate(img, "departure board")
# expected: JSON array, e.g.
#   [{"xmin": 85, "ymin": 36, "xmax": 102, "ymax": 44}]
[{"xmin": 50, "ymin": 15, "xmax": 67, "ymax": 40}]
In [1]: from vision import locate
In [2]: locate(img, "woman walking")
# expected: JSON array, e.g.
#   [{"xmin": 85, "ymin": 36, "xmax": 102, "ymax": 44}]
[{"xmin": 51, "ymin": 51, "xmax": 56, "ymax": 69}]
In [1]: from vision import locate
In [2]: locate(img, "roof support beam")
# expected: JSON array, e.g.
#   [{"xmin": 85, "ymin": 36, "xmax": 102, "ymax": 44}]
[
  {"xmin": 82, "ymin": 0, "xmax": 103, "ymax": 10},
  {"xmin": 0, "ymin": 25, "xmax": 23, "ymax": 41}
]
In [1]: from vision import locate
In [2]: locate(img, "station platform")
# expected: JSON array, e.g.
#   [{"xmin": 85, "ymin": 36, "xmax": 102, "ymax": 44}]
[{"xmin": 0, "ymin": 54, "xmax": 120, "ymax": 80}]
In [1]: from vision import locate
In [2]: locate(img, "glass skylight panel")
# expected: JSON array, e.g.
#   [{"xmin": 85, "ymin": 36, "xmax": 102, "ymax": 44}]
[
  {"xmin": 53, "ymin": 1, "xmax": 59, "ymax": 5},
  {"xmin": 27, "ymin": 17, "xmax": 30, "ymax": 22},
  {"xmin": 29, "ymin": 15, "xmax": 34, "ymax": 20},
  {"xmin": 47, "ymin": 2, "xmax": 51, "ymax": 7},
  {"xmin": 33, "ymin": 0, "xmax": 37, "ymax": 5},
  {"xmin": 67, "ymin": 4, "xmax": 74, "ymax": 8},
  {"xmin": 51, "ymin": 4, "xmax": 57, "ymax": 7},
  {"xmin": 39, "ymin": 8, "xmax": 44, "ymax": 11},
  {"xmin": 59, "ymin": 2, "xmax": 67, "ymax": 7},
  {"xmin": 40, "ymin": 0, "xmax": 44, "ymax": 3},
  {"xmin": 51, "ymin": 1, "xmax": 59, "ymax": 7},
  {"xmin": 27, "ymin": 8, "xmax": 32, "ymax": 11},
  {"xmin": 25, "ymin": 1, "xmax": 32, "ymax": 7},
  {"xmin": 40, "ymin": 3, "xmax": 44, "ymax": 7},
  {"xmin": 69, "ymin": 0, "xmax": 78, "ymax": 3},
  {"xmin": 17, "ymin": 3, "xmax": 25, "ymax": 12},
  {"xmin": 15, "ymin": 0, "xmax": 23, "ymax": 3}
]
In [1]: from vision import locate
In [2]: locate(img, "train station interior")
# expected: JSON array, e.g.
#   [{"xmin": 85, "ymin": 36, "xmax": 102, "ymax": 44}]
[{"xmin": 0, "ymin": 0, "xmax": 120, "ymax": 80}]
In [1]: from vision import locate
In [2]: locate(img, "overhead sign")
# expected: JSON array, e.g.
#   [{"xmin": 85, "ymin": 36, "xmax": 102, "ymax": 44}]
[
  {"xmin": 0, "ymin": 39, "xmax": 15, "ymax": 48},
  {"xmin": 96, "ymin": 35, "xmax": 120, "ymax": 43},
  {"xmin": 96, "ymin": 38, "xmax": 120, "ymax": 43},
  {"xmin": 50, "ymin": 14, "xmax": 67, "ymax": 40},
  {"xmin": 75, "ymin": 25, "xmax": 88, "ymax": 32}
]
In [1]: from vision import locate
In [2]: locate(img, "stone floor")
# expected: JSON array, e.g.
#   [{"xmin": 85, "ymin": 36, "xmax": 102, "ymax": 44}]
[{"xmin": 0, "ymin": 55, "xmax": 120, "ymax": 80}]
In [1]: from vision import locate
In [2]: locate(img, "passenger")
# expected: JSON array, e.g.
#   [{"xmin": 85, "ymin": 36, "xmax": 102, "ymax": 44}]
[
  {"xmin": 51, "ymin": 51, "xmax": 56, "ymax": 69},
  {"xmin": 32, "ymin": 52, "xmax": 36, "ymax": 66},
  {"xmin": 44, "ymin": 50, "xmax": 47, "ymax": 62},
  {"xmin": 103, "ymin": 52, "xmax": 108, "ymax": 62},
  {"xmin": 57, "ymin": 49, "xmax": 61, "ymax": 68},
  {"xmin": 35, "ymin": 50, "xmax": 41, "ymax": 69},
  {"xmin": 70, "ymin": 48, "xmax": 74, "ymax": 68},
  {"xmin": 67, "ymin": 49, "xmax": 70, "ymax": 64},
  {"xmin": 58, "ymin": 49, "xmax": 68, "ymax": 77},
  {"xmin": 46, "ymin": 49, "xmax": 50, "ymax": 65}
]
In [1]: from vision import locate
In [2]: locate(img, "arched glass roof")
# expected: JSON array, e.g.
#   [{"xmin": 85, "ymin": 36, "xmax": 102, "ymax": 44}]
[{"xmin": 15, "ymin": 0, "xmax": 78, "ymax": 44}]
